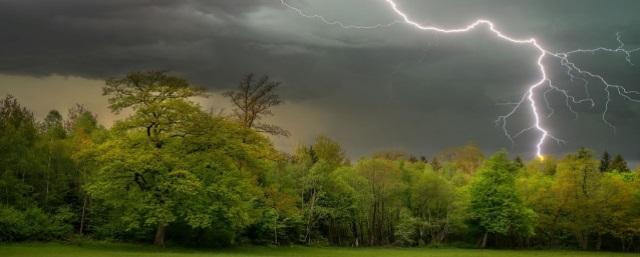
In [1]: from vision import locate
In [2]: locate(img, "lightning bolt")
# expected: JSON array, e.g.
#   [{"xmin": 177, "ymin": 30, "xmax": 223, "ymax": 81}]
[{"xmin": 280, "ymin": 0, "xmax": 640, "ymax": 159}]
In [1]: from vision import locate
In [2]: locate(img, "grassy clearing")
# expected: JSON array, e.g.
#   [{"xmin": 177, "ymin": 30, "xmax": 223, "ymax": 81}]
[{"xmin": 0, "ymin": 243, "xmax": 636, "ymax": 257}]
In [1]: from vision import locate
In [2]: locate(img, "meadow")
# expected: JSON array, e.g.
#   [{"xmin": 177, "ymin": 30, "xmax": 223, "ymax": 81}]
[{"xmin": 0, "ymin": 243, "xmax": 637, "ymax": 257}]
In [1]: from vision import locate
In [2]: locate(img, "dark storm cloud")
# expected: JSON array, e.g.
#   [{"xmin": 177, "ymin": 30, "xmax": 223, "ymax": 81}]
[{"xmin": 1, "ymin": 0, "xmax": 639, "ymax": 160}]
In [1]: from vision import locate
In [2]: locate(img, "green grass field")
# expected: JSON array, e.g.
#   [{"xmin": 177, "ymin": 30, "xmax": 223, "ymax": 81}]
[{"xmin": 0, "ymin": 243, "xmax": 636, "ymax": 257}]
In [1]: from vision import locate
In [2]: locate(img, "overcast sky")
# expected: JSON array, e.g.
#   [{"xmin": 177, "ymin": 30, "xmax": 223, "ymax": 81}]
[{"xmin": 1, "ymin": 0, "xmax": 639, "ymax": 160}]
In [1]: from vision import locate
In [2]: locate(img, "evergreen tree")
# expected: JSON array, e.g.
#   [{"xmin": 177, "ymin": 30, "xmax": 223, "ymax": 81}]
[{"xmin": 610, "ymin": 154, "xmax": 630, "ymax": 173}]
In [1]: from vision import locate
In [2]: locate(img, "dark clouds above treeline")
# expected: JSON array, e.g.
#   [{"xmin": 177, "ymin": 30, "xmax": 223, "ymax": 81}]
[{"xmin": 1, "ymin": 0, "xmax": 639, "ymax": 159}]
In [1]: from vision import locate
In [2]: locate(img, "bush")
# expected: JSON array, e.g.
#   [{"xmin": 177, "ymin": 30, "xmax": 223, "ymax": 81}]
[
  {"xmin": 0, "ymin": 205, "xmax": 27, "ymax": 241},
  {"xmin": 0, "ymin": 205, "xmax": 74, "ymax": 242}
]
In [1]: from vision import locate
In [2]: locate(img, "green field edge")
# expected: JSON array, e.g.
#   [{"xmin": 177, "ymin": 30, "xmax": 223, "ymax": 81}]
[{"xmin": 0, "ymin": 241, "xmax": 638, "ymax": 257}]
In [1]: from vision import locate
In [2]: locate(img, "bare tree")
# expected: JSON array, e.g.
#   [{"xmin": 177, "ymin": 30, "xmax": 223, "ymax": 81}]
[{"xmin": 224, "ymin": 74, "xmax": 290, "ymax": 136}]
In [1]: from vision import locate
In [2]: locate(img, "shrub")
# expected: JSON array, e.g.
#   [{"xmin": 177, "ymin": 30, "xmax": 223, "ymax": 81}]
[{"xmin": 0, "ymin": 205, "xmax": 74, "ymax": 242}]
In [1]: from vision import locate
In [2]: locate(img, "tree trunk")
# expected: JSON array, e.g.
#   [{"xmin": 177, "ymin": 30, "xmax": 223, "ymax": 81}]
[
  {"xmin": 352, "ymin": 221, "xmax": 359, "ymax": 247},
  {"xmin": 481, "ymin": 231, "xmax": 489, "ymax": 248},
  {"xmin": 45, "ymin": 148, "xmax": 52, "ymax": 208},
  {"xmin": 79, "ymin": 194, "xmax": 88, "ymax": 234},
  {"xmin": 274, "ymin": 212, "xmax": 278, "ymax": 245},
  {"xmin": 154, "ymin": 223, "xmax": 167, "ymax": 247},
  {"xmin": 304, "ymin": 190, "xmax": 317, "ymax": 245},
  {"xmin": 577, "ymin": 233, "xmax": 589, "ymax": 250}
]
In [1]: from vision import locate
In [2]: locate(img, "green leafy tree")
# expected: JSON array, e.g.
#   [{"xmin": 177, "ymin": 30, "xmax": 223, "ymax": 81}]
[
  {"xmin": 516, "ymin": 158, "xmax": 555, "ymax": 246},
  {"xmin": 66, "ymin": 105, "xmax": 103, "ymax": 235},
  {"xmin": 39, "ymin": 110, "xmax": 74, "ymax": 210},
  {"xmin": 356, "ymin": 158, "xmax": 405, "ymax": 245},
  {"xmin": 551, "ymin": 148, "xmax": 600, "ymax": 250},
  {"xmin": 438, "ymin": 143, "xmax": 485, "ymax": 174},
  {"xmin": 297, "ymin": 155, "xmax": 333, "ymax": 244},
  {"xmin": 0, "ymin": 96, "xmax": 75, "ymax": 241},
  {"xmin": 287, "ymin": 136, "xmax": 350, "ymax": 245},
  {"xmin": 259, "ymin": 160, "xmax": 302, "ymax": 245},
  {"xmin": 102, "ymin": 70, "xmax": 206, "ymax": 149},
  {"xmin": 410, "ymin": 169, "xmax": 461, "ymax": 245},
  {"xmin": 468, "ymin": 151, "xmax": 535, "ymax": 248},
  {"xmin": 92, "ymin": 71, "xmax": 269, "ymax": 246},
  {"xmin": 0, "ymin": 95, "xmax": 39, "ymax": 207},
  {"xmin": 394, "ymin": 208, "xmax": 418, "ymax": 246},
  {"xmin": 42, "ymin": 110, "xmax": 66, "ymax": 139},
  {"xmin": 93, "ymin": 71, "xmax": 210, "ymax": 246},
  {"xmin": 322, "ymin": 166, "xmax": 362, "ymax": 246},
  {"xmin": 593, "ymin": 172, "xmax": 638, "ymax": 250}
]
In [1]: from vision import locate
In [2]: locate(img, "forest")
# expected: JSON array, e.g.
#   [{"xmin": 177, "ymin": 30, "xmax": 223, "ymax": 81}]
[{"xmin": 0, "ymin": 71, "xmax": 639, "ymax": 252}]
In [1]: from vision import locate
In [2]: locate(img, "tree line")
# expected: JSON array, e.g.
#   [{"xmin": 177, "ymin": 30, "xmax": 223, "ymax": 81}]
[{"xmin": 0, "ymin": 71, "xmax": 639, "ymax": 252}]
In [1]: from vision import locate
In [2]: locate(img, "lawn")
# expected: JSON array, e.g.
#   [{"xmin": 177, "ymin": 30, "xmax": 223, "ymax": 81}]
[{"xmin": 0, "ymin": 243, "xmax": 637, "ymax": 257}]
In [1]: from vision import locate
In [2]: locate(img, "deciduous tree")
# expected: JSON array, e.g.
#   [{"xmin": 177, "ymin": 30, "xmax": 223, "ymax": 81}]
[
  {"xmin": 468, "ymin": 151, "xmax": 535, "ymax": 248},
  {"xmin": 224, "ymin": 74, "xmax": 289, "ymax": 136}
]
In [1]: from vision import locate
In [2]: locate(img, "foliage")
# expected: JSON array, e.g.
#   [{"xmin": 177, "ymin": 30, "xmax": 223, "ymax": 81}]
[
  {"xmin": 0, "ymin": 205, "xmax": 73, "ymax": 241},
  {"xmin": 1, "ymin": 72, "xmax": 640, "ymax": 252},
  {"xmin": 468, "ymin": 151, "xmax": 535, "ymax": 248}
]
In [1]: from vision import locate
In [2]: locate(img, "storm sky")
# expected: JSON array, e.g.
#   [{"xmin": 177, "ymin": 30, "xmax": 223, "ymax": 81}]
[{"xmin": 1, "ymin": 0, "xmax": 639, "ymax": 160}]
